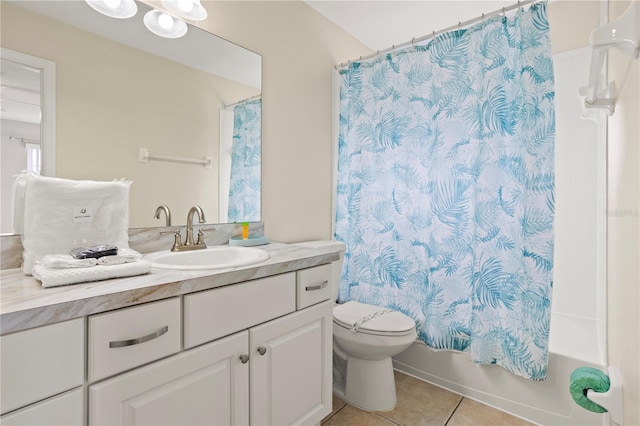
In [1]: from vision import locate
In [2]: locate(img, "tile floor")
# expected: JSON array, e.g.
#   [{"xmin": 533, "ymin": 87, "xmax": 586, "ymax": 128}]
[{"xmin": 322, "ymin": 371, "xmax": 534, "ymax": 426}]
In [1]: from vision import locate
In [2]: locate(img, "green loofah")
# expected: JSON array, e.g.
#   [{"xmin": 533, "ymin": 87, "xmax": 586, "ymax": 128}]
[{"xmin": 569, "ymin": 367, "xmax": 610, "ymax": 413}]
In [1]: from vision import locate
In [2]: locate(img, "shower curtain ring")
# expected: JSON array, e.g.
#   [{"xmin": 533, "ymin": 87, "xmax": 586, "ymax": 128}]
[
  {"xmin": 411, "ymin": 37, "xmax": 416, "ymax": 47},
  {"xmin": 481, "ymin": 12, "xmax": 484, "ymax": 22},
  {"xmin": 502, "ymin": 7, "xmax": 506, "ymax": 17}
]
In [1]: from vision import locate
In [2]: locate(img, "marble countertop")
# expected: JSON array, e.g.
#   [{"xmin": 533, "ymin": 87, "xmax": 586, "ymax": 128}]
[{"xmin": 0, "ymin": 241, "xmax": 345, "ymax": 335}]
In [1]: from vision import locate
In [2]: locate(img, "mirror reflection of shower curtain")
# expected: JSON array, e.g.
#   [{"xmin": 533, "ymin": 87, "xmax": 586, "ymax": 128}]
[
  {"xmin": 218, "ymin": 109, "xmax": 234, "ymax": 223},
  {"xmin": 227, "ymin": 98, "xmax": 261, "ymax": 223}
]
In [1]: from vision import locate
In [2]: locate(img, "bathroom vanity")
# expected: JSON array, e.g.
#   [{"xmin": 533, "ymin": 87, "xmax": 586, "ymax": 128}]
[{"xmin": 0, "ymin": 241, "xmax": 343, "ymax": 425}]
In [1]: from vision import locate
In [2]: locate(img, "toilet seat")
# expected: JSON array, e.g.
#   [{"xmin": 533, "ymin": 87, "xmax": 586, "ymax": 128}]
[{"xmin": 333, "ymin": 301, "xmax": 415, "ymax": 337}]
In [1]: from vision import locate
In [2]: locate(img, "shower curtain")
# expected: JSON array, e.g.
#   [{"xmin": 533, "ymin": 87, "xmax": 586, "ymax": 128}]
[
  {"xmin": 228, "ymin": 98, "xmax": 261, "ymax": 223},
  {"xmin": 335, "ymin": 3, "xmax": 555, "ymax": 380}
]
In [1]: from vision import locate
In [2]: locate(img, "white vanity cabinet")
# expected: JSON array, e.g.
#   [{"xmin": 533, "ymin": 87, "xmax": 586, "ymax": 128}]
[
  {"xmin": 0, "ymin": 318, "xmax": 84, "ymax": 424},
  {"xmin": 87, "ymin": 263, "xmax": 334, "ymax": 426}
]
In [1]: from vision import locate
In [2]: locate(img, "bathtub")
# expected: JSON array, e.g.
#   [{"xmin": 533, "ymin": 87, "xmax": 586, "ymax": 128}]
[{"xmin": 393, "ymin": 312, "xmax": 607, "ymax": 426}]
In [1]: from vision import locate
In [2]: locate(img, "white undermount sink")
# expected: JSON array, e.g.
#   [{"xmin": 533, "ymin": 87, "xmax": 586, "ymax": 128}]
[{"xmin": 144, "ymin": 246, "xmax": 269, "ymax": 270}]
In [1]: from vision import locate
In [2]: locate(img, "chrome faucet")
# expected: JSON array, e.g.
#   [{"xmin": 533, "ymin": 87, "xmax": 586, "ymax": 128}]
[
  {"xmin": 161, "ymin": 206, "xmax": 211, "ymax": 252},
  {"xmin": 182, "ymin": 205, "xmax": 207, "ymax": 251},
  {"xmin": 154, "ymin": 205, "xmax": 172, "ymax": 226}
]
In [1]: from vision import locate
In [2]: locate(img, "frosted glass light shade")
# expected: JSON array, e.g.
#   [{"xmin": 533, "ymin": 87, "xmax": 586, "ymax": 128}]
[
  {"xmin": 84, "ymin": 0, "xmax": 137, "ymax": 19},
  {"xmin": 143, "ymin": 9, "xmax": 188, "ymax": 39},
  {"xmin": 161, "ymin": 0, "xmax": 207, "ymax": 21}
]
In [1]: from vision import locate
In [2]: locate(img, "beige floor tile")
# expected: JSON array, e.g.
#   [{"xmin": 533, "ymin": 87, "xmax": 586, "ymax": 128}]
[
  {"xmin": 377, "ymin": 371, "xmax": 463, "ymax": 426},
  {"xmin": 322, "ymin": 394, "xmax": 348, "ymax": 423},
  {"xmin": 447, "ymin": 398, "xmax": 534, "ymax": 426},
  {"xmin": 323, "ymin": 404, "xmax": 397, "ymax": 426}
]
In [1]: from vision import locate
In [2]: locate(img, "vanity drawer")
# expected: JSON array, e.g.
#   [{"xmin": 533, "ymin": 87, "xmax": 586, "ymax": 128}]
[
  {"xmin": 0, "ymin": 319, "xmax": 84, "ymax": 415},
  {"xmin": 184, "ymin": 273, "xmax": 296, "ymax": 348},
  {"xmin": 296, "ymin": 264, "xmax": 333, "ymax": 309},
  {"xmin": 88, "ymin": 297, "xmax": 181, "ymax": 383}
]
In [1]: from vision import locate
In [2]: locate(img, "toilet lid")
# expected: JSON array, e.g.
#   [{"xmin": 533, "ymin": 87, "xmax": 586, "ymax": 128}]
[{"xmin": 333, "ymin": 301, "xmax": 415, "ymax": 334}]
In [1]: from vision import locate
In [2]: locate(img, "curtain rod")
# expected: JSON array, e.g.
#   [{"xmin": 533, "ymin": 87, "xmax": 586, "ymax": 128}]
[
  {"xmin": 9, "ymin": 135, "xmax": 40, "ymax": 144},
  {"xmin": 335, "ymin": 0, "xmax": 538, "ymax": 70},
  {"xmin": 224, "ymin": 94, "xmax": 261, "ymax": 109}
]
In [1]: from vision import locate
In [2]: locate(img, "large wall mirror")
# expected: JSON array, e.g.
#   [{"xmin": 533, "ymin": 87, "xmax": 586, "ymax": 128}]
[{"xmin": 0, "ymin": 0, "xmax": 261, "ymax": 232}]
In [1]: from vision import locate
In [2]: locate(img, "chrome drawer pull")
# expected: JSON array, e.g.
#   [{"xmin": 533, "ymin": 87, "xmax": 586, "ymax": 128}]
[
  {"xmin": 109, "ymin": 326, "xmax": 169, "ymax": 348},
  {"xmin": 305, "ymin": 280, "xmax": 329, "ymax": 291}
]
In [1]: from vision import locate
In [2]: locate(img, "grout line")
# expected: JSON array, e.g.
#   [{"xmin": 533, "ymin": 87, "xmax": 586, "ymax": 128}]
[
  {"xmin": 443, "ymin": 396, "xmax": 465, "ymax": 425},
  {"xmin": 321, "ymin": 400, "xmax": 348, "ymax": 424},
  {"xmin": 375, "ymin": 406, "xmax": 405, "ymax": 426},
  {"xmin": 373, "ymin": 411, "xmax": 403, "ymax": 426}
]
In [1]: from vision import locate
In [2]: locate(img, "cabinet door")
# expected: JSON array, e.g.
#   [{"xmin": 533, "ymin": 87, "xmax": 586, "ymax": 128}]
[
  {"xmin": 250, "ymin": 301, "xmax": 332, "ymax": 426},
  {"xmin": 89, "ymin": 331, "xmax": 249, "ymax": 426},
  {"xmin": 0, "ymin": 318, "xmax": 84, "ymax": 415}
]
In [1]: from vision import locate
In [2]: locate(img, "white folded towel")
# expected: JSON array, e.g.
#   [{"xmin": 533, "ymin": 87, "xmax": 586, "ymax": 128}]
[
  {"xmin": 32, "ymin": 260, "xmax": 151, "ymax": 288},
  {"xmin": 97, "ymin": 248, "xmax": 143, "ymax": 266},
  {"xmin": 41, "ymin": 254, "xmax": 98, "ymax": 269}
]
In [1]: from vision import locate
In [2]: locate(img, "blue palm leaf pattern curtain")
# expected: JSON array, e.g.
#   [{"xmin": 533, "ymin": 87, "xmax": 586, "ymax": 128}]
[
  {"xmin": 335, "ymin": 3, "xmax": 555, "ymax": 380},
  {"xmin": 228, "ymin": 98, "xmax": 261, "ymax": 222}
]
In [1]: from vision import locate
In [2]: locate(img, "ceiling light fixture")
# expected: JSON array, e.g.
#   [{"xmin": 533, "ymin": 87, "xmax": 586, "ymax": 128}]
[
  {"xmin": 160, "ymin": 0, "xmax": 207, "ymax": 21},
  {"xmin": 143, "ymin": 9, "xmax": 188, "ymax": 39},
  {"xmin": 84, "ymin": 0, "xmax": 137, "ymax": 19}
]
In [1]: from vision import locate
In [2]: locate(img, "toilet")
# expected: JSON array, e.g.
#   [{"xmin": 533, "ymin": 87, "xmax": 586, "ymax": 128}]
[{"xmin": 331, "ymin": 258, "xmax": 417, "ymax": 411}]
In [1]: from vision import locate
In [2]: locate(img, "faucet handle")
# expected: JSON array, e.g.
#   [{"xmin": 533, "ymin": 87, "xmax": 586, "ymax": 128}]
[
  {"xmin": 160, "ymin": 229, "xmax": 182, "ymax": 251},
  {"xmin": 196, "ymin": 227, "xmax": 216, "ymax": 246}
]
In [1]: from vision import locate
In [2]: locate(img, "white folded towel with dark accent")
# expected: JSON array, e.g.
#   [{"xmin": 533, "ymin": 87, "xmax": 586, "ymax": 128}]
[
  {"xmin": 32, "ymin": 260, "xmax": 151, "ymax": 288},
  {"xmin": 41, "ymin": 254, "xmax": 98, "ymax": 269},
  {"xmin": 97, "ymin": 248, "xmax": 143, "ymax": 266}
]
